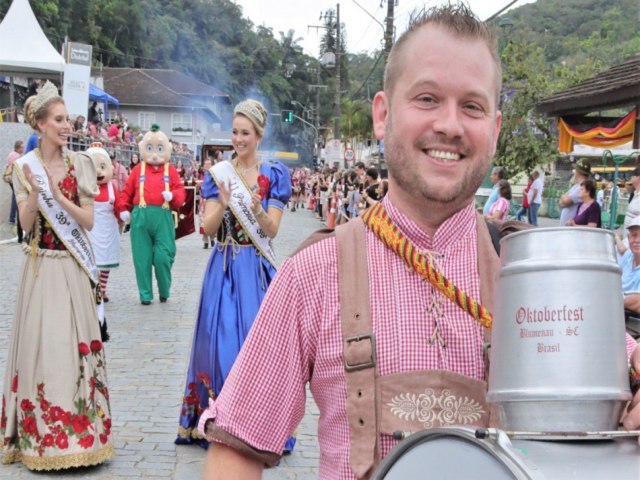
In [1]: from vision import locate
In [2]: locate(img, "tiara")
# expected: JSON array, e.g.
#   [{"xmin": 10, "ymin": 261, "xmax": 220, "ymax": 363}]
[
  {"xmin": 234, "ymin": 101, "xmax": 266, "ymax": 128},
  {"xmin": 31, "ymin": 80, "xmax": 61, "ymax": 114}
]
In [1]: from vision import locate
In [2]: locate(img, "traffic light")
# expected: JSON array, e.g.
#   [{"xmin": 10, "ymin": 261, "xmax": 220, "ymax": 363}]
[{"xmin": 281, "ymin": 110, "xmax": 293, "ymax": 123}]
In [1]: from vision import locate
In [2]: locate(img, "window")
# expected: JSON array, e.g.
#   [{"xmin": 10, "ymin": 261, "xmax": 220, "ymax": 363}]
[
  {"xmin": 138, "ymin": 112, "xmax": 156, "ymax": 131},
  {"xmin": 172, "ymin": 113, "xmax": 193, "ymax": 136}
]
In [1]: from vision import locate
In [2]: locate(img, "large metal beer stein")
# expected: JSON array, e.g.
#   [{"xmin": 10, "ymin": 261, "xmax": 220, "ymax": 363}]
[{"xmin": 487, "ymin": 227, "xmax": 631, "ymax": 432}]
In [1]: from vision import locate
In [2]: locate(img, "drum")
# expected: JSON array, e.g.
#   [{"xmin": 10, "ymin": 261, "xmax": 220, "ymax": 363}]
[{"xmin": 373, "ymin": 427, "xmax": 640, "ymax": 480}]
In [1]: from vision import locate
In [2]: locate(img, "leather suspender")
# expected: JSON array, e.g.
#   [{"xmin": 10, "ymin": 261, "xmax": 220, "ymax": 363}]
[{"xmin": 337, "ymin": 218, "xmax": 377, "ymax": 478}]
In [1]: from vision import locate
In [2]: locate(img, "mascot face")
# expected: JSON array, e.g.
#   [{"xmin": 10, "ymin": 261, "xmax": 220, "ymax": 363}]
[
  {"xmin": 86, "ymin": 147, "xmax": 113, "ymax": 185},
  {"xmin": 139, "ymin": 126, "xmax": 172, "ymax": 166}
]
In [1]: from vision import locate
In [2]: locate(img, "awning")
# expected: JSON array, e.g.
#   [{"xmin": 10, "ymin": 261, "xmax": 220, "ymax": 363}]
[{"xmin": 89, "ymin": 83, "xmax": 119, "ymax": 107}]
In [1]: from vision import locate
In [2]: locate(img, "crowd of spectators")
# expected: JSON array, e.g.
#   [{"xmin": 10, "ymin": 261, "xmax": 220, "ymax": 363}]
[
  {"xmin": 288, "ymin": 161, "xmax": 388, "ymax": 225},
  {"xmin": 67, "ymin": 111, "xmax": 195, "ymax": 172}
]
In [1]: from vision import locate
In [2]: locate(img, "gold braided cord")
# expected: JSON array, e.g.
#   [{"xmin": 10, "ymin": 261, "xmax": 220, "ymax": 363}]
[
  {"xmin": 139, "ymin": 161, "xmax": 147, "ymax": 207},
  {"xmin": 163, "ymin": 162, "xmax": 170, "ymax": 209},
  {"xmin": 1, "ymin": 443, "xmax": 114, "ymax": 471},
  {"xmin": 361, "ymin": 202, "xmax": 493, "ymax": 329}
]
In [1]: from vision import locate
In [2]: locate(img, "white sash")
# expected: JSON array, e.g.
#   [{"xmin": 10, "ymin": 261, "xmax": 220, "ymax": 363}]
[
  {"xmin": 15, "ymin": 150, "xmax": 99, "ymax": 284},
  {"xmin": 209, "ymin": 161, "xmax": 277, "ymax": 267}
]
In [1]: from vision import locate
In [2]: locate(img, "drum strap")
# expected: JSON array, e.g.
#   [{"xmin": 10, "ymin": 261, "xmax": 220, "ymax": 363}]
[{"xmin": 337, "ymin": 218, "xmax": 377, "ymax": 479}]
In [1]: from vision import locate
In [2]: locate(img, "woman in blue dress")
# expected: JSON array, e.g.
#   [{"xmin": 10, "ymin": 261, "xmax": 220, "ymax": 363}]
[{"xmin": 176, "ymin": 99, "xmax": 294, "ymax": 452}]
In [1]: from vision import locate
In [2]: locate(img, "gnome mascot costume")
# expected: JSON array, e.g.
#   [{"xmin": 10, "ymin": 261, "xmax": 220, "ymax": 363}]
[
  {"xmin": 120, "ymin": 125, "xmax": 186, "ymax": 304},
  {"xmin": 86, "ymin": 143, "xmax": 123, "ymax": 339}
]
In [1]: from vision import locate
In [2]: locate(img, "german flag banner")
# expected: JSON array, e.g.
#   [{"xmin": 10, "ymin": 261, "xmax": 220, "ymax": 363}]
[{"xmin": 558, "ymin": 109, "xmax": 636, "ymax": 152}]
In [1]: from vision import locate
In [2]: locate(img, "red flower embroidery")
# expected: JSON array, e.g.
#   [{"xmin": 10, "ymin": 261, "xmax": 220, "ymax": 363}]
[
  {"xmin": 20, "ymin": 399, "xmax": 35, "ymax": 412},
  {"xmin": 1, "ymin": 399, "xmax": 6, "ymax": 431},
  {"xmin": 60, "ymin": 175, "xmax": 76, "ymax": 194},
  {"xmin": 61, "ymin": 411, "xmax": 71, "ymax": 426},
  {"xmin": 99, "ymin": 433, "xmax": 108, "ymax": 445},
  {"xmin": 22, "ymin": 416, "xmax": 38, "ymax": 435},
  {"xmin": 103, "ymin": 418, "xmax": 112, "ymax": 435},
  {"xmin": 40, "ymin": 398, "xmax": 50, "ymax": 412},
  {"xmin": 71, "ymin": 414, "xmax": 91, "ymax": 435},
  {"xmin": 11, "ymin": 374, "xmax": 17, "ymax": 393},
  {"xmin": 197, "ymin": 372, "xmax": 211, "ymax": 386},
  {"xmin": 42, "ymin": 433, "xmax": 54, "ymax": 447},
  {"xmin": 90, "ymin": 340, "xmax": 103, "ymax": 353},
  {"xmin": 42, "ymin": 232, "xmax": 54, "ymax": 248},
  {"xmin": 55, "ymin": 431, "xmax": 69, "ymax": 449},
  {"xmin": 78, "ymin": 434, "xmax": 95, "ymax": 449},
  {"xmin": 257, "ymin": 174, "xmax": 270, "ymax": 200},
  {"xmin": 187, "ymin": 382, "xmax": 197, "ymax": 391},
  {"xmin": 49, "ymin": 406, "xmax": 64, "ymax": 422},
  {"xmin": 78, "ymin": 343, "xmax": 90, "ymax": 356},
  {"xmin": 184, "ymin": 394, "xmax": 196, "ymax": 406}
]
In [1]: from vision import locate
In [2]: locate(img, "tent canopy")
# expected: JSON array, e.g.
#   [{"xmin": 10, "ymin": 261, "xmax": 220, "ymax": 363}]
[
  {"xmin": 89, "ymin": 83, "xmax": 119, "ymax": 107},
  {"xmin": 0, "ymin": 0, "xmax": 66, "ymax": 76}
]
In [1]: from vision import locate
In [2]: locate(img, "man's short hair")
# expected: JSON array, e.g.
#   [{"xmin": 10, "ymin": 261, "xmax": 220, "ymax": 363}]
[
  {"xmin": 354, "ymin": 161, "xmax": 365, "ymax": 170},
  {"xmin": 384, "ymin": 2, "xmax": 501, "ymax": 105},
  {"xmin": 366, "ymin": 167, "xmax": 379, "ymax": 179},
  {"xmin": 492, "ymin": 166, "xmax": 505, "ymax": 179}
]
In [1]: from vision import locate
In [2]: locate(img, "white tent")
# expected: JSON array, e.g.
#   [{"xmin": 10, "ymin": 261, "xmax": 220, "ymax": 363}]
[{"xmin": 0, "ymin": 0, "xmax": 65, "ymax": 75}]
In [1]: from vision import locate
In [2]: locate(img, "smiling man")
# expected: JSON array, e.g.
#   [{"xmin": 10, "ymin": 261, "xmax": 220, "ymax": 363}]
[{"xmin": 197, "ymin": 4, "xmax": 640, "ymax": 479}]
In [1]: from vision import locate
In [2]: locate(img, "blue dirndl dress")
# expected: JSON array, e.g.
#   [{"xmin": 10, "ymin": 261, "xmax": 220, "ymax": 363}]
[{"xmin": 176, "ymin": 161, "xmax": 295, "ymax": 452}]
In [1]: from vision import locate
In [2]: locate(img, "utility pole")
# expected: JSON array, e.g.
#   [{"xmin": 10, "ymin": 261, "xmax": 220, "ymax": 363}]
[
  {"xmin": 334, "ymin": 3, "xmax": 341, "ymax": 142},
  {"xmin": 384, "ymin": 0, "xmax": 395, "ymax": 62}
]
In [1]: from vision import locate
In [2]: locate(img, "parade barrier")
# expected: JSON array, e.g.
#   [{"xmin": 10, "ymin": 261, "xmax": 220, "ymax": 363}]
[{"xmin": 326, "ymin": 194, "xmax": 337, "ymax": 229}]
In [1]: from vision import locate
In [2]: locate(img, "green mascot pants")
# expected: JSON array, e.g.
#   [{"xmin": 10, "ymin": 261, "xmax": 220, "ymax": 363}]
[{"xmin": 130, "ymin": 205, "xmax": 176, "ymax": 302}]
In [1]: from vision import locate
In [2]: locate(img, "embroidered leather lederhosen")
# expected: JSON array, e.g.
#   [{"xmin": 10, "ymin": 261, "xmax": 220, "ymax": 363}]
[{"xmin": 336, "ymin": 214, "xmax": 501, "ymax": 479}]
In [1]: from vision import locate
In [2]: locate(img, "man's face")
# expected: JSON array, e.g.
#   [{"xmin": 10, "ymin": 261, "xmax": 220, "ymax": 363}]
[
  {"xmin": 631, "ymin": 174, "xmax": 640, "ymax": 189},
  {"xmin": 629, "ymin": 228, "xmax": 640, "ymax": 258},
  {"xmin": 490, "ymin": 170, "xmax": 499, "ymax": 184},
  {"xmin": 372, "ymin": 25, "xmax": 501, "ymax": 211}
]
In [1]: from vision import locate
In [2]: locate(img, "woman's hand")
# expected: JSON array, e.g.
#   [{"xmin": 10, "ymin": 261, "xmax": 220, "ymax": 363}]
[
  {"xmin": 43, "ymin": 165, "xmax": 63, "ymax": 201},
  {"xmin": 565, "ymin": 219, "xmax": 576, "ymax": 226},
  {"xmin": 22, "ymin": 164, "xmax": 41, "ymax": 194},
  {"xmin": 218, "ymin": 179, "xmax": 232, "ymax": 209},
  {"xmin": 250, "ymin": 188, "xmax": 264, "ymax": 216}
]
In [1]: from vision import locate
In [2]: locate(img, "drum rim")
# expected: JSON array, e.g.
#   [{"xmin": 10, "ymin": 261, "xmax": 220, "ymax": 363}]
[{"xmin": 372, "ymin": 426, "xmax": 532, "ymax": 480}]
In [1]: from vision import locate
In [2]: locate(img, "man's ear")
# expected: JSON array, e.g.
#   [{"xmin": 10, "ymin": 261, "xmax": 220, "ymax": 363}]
[{"xmin": 372, "ymin": 91, "xmax": 389, "ymax": 141}]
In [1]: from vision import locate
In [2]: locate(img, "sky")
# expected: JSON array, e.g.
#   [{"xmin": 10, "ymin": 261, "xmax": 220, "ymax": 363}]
[{"xmin": 235, "ymin": 0, "xmax": 538, "ymax": 57}]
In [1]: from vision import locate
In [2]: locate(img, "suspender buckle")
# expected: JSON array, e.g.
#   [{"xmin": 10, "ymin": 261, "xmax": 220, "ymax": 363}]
[{"xmin": 344, "ymin": 333, "xmax": 376, "ymax": 372}]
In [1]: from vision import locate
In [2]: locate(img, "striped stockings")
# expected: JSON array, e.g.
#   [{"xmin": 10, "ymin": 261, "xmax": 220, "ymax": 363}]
[{"xmin": 99, "ymin": 270, "xmax": 110, "ymax": 299}]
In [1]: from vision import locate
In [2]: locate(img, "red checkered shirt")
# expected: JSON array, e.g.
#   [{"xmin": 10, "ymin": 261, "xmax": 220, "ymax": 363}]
[
  {"xmin": 198, "ymin": 196, "xmax": 638, "ymax": 479},
  {"xmin": 199, "ymin": 197, "xmax": 492, "ymax": 478}
]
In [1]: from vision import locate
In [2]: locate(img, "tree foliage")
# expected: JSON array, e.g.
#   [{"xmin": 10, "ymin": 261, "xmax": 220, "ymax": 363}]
[
  {"xmin": 491, "ymin": 0, "xmax": 638, "ymax": 176},
  {"xmin": 0, "ymin": 0, "xmax": 636, "ymax": 163}
]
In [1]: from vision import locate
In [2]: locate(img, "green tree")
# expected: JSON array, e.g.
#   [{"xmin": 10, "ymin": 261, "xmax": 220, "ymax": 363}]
[{"xmin": 495, "ymin": 39, "xmax": 559, "ymax": 176}]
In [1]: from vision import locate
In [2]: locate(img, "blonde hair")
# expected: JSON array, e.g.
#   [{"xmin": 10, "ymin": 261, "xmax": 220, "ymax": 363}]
[
  {"xmin": 234, "ymin": 99, "xmax": 268, "ymax": 137},
  {"xmin": 24, "ymin": 80, "xmax": 64, "ymax": 131}
]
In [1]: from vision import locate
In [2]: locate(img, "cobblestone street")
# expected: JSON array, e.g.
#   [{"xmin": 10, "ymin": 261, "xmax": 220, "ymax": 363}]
[{"xmin": 0, "ymin": 205, "xmax": 321, "ymax": 479}]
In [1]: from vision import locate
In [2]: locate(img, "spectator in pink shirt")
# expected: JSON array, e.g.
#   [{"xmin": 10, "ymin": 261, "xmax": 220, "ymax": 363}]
[
  {"xmin": 111, "ymin": 151, "xmax": 129, "ymax": 193},
  {"xmin": 485, "ymin": 179, "xmax": 511, "ymax": 221}
]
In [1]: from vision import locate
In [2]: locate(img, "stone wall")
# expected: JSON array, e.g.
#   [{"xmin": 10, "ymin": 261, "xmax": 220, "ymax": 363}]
[{"xmin": 0, "ymin": 123, "xmax": 34, "ymax": 241}]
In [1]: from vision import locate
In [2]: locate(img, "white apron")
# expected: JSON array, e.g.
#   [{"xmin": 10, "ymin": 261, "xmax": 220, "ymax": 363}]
[{"xmin": 87, "ymin": 182, "xmax": 120, "ymax": 269}]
